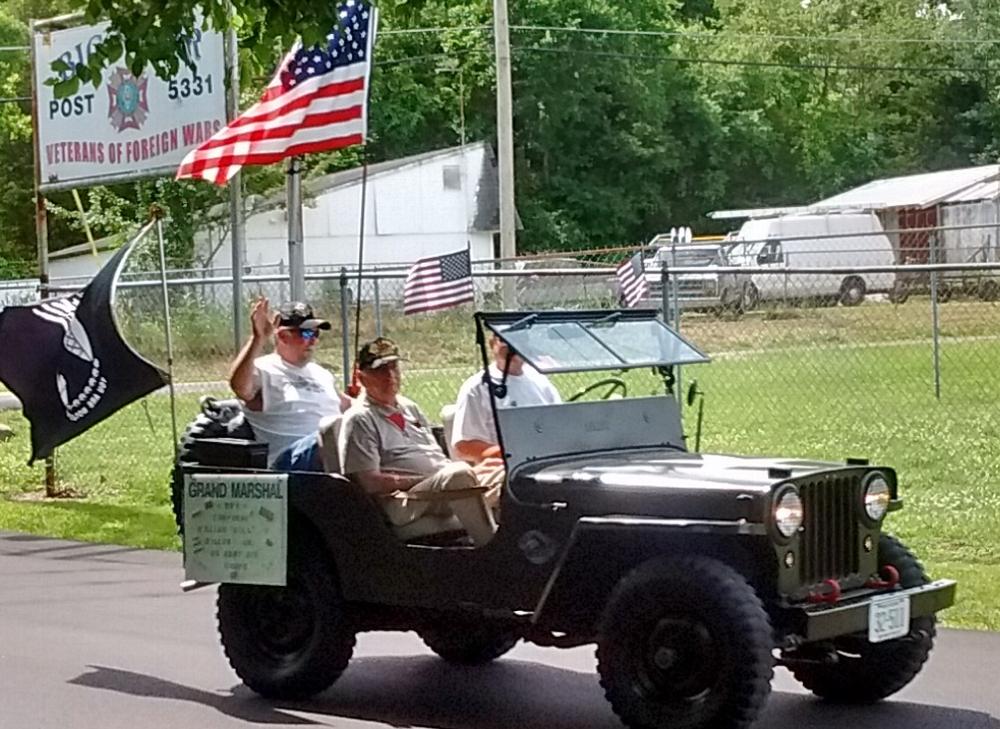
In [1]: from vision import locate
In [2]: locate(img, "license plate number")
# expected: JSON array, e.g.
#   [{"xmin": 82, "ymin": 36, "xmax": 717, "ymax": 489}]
[{"xmin": 868, "ymin": 593, "xmax": 910, "ymax": 643}]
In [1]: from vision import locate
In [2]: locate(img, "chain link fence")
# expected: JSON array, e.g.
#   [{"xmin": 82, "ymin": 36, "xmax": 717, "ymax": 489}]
[{"xmin": 1, "ymin": 236, "xmax": 999, "ymax": 514}]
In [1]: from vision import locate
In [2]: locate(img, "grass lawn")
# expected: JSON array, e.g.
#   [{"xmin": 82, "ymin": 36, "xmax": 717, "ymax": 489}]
[{"xmin": 1, "ymin": 322, "xmax": 998, "ymax": 629}]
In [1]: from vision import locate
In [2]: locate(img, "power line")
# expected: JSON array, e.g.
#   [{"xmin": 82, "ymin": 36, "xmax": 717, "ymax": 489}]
[
  {"xmin": 511, "ymin": 23, "xmax": 1000, "ymax": 47},
  {"xmin": 380, "ymin": 25, "xmax": 489, "ymax": 37},
  {"xmin": 511, "ymin": 45, "xmax": 990, "ymax": 74},
  {"xmin": 0, "ymin": 96, "xmax": 30, "ymax": 104},
  {"xmin": 0, "ymin": 46, "xmax": 29, "ymax": 53}
]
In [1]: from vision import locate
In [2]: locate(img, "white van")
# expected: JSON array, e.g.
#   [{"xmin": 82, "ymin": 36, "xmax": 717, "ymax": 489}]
[{"xmin": 731, "ymin": 213, "xmax": 896, "ymax": 307}]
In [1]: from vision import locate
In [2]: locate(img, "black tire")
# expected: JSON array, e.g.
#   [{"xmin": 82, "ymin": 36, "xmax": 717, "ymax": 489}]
[
  {"xmin": 742, "ymin": 283, "xmax": 761, "ymax": 312},
  {"xmin": 170, "ymin": 413, "xmax": 228, "ymax": 536},
  {"xmin": 597, "ymin": 556, "xmax": 773, "ymax": 729},
  {"xmin": 217, "ymin": 534, "xmax": 356, "ymax": 699},
  {"xmin": 839, "ymin": 276, "xmax": 866, "ymax": 307},
  {"xmin": 787, "ymin": 534, "xmax": 936, "ymax": 703},
  {"xmin": 171, "ymin": 405, "xmax": 254, "ymax": 536},
  {"xmin": 420, "ymin": 618, "xmax": 520, "ymax": 665}
]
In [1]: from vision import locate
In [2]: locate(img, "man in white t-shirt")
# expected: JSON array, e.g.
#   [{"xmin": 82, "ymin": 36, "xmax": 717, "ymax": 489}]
[
  {"xmin": 451, "ymin": 333, "xmax": 561, "ymax": 464},
  {"xmin": 229, "ymin": 297, "xmax": 348, "ymax": 466}
]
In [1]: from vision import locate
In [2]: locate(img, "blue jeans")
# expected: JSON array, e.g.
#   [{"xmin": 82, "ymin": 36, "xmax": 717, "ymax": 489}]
[{"xmin": 272, "ymin": 433, "xmax": 322, "ymax": 472}]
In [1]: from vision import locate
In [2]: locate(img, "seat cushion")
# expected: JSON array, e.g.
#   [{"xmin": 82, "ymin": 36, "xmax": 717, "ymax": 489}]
[{"xmin": 317, "ymin": 414, "xmax": 343, "ymax": 473}]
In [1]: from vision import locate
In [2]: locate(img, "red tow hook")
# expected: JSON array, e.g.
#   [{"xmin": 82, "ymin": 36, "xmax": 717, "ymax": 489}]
[
  {"xmin": 865, "ymin": 565, "xmax": 901, "ymax": 590},
  {"xmin": 807, "ymin": 579, "xmax": 842, "ymax": 604}
]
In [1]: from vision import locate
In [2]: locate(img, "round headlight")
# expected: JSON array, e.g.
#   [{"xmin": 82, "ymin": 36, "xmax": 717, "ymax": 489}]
[
  {"xmin": 774, "ymin": 488, "xmax": 803, "ymax": 538},
  {"xmin": 864, "ymin": 474, "xmax": 891, "ymax": 522}
]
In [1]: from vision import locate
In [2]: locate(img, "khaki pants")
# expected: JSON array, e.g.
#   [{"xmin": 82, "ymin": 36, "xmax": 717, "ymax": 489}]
[{"xmin": 382, "ymin": 461, "xmax": 496, "ymax": 546}]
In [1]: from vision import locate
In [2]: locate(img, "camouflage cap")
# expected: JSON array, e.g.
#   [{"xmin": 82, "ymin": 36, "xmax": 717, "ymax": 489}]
[{"xmin": 357, "ymin": 337, "xmax": 406, "ymax": 370}]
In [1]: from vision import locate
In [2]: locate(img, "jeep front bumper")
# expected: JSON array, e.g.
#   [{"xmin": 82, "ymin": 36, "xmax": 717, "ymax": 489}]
[{"xmin": 788, "ymin": 579, "xmax": 957, "ymax": 643}]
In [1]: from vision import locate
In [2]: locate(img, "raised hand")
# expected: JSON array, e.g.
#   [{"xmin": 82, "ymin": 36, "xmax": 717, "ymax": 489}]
[{"xmin": 250, "ymin": 296, "xmax": 274, "ymax": 341}]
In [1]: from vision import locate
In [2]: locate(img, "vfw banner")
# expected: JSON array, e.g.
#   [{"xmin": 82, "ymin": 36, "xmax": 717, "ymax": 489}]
[{"xmin": 32, "ymin": 21, "xmax": 226, "ymax": 190}]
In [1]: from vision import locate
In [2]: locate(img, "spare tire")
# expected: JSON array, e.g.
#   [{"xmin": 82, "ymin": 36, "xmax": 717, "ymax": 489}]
[{"xmin": 170, "ymin": 398, "xmax": 254, "ymax": 536}]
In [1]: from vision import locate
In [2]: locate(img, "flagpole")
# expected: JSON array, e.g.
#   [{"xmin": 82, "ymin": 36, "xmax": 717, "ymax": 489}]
[
  {"xmin": 353, "ymin": 157, "xmax": 369, "ymax": 368},
  {"xmin": 224, "ymin": 15, "xmax": 246, "ymax": 353},
  {"xmin": 287, "ymin": 156, "xmax": 305, "ymax": 301},
  {"xmin": 154, "ymin": 210, "xmax": 179, "ymax": 459}
]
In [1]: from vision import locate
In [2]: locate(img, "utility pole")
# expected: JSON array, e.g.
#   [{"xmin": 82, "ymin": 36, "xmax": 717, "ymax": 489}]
[{"xmin": 493, "ymin": 0, "xmax": 517, "ymax": 306}]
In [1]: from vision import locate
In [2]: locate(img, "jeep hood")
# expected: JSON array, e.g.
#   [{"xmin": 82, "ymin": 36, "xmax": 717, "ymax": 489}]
[
  {"xmin": 512, "ymin": 450, "xmax": 849, "ymax": 519},
  {"xmin": 519, "ymin": 450, "xmax": 842, "ymax": 492}
]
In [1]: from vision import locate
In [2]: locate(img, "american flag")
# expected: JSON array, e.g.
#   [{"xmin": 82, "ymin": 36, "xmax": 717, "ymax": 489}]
[
  {"xmin": 403, "ymin": 250, "xmax": 475, "ymax": 315},
  {"xmin": 617, "ymin": 251, "xmax": 649, "ymax": 307},
  {"xmin": 176, "ymin": 0, "xmax": 378, "ymax": 185}
]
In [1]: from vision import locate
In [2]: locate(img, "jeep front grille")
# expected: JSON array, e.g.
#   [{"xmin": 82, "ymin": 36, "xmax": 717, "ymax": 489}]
[{"xmin": 798, "ymin": 475, "xmax": 861, "ymax": 584}]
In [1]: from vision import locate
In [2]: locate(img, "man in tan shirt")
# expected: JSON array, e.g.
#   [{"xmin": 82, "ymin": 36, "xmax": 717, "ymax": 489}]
[{"xmin": 338, "ymin": 337, "xmax": 496, "ymax": 546}]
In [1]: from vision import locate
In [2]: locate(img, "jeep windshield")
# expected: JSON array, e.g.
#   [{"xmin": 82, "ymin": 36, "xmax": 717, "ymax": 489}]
[{"xmin": 477, "ymin": 309, "xmax": 709, "ymax": 374}]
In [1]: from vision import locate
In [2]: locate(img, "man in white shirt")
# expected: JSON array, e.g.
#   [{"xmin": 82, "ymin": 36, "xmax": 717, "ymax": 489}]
[
  {"xmin": 451, "ymin": 333, "xmax": 561, "ymax": 464},
  {"xmin": 229, "ymin": 297, "xmax": 348, "ymax": 466}
]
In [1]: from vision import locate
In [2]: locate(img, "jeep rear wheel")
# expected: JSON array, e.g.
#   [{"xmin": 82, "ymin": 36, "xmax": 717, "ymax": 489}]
[
  {"xmin": 217, "ymin": 535, "xmax": 355, "ymax": 699},
  {"xmin": 597, "ymin": 556, "xmax": 773, "ymax": 729},
  {"xmin": 787, "ymin": 534, "xmax": 936, "ymax": 703},
  {"xmin": 420, "ymin": 618, "xmax": 520, "ymax": 665}
]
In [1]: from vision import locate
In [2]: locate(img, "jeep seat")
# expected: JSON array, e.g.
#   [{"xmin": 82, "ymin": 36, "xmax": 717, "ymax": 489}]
[{"xmin": 439, "ymin": 404, "xmax": 457, "ymax": 459}]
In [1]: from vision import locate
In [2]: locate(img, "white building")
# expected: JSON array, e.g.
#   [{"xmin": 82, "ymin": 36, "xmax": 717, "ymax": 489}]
[
  {"xmin": 198, "ymin": 141, "xmax": 504, "ymax": 274},
  {"xmin": 710, "ymin": 164, "xmax": 1000, "ymax": 265}
]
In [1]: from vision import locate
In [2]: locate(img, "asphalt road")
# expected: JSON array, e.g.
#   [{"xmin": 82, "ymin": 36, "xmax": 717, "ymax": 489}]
[{"xmin": 1, "ymin": 530, "xmax": 997, "ymax": 729}]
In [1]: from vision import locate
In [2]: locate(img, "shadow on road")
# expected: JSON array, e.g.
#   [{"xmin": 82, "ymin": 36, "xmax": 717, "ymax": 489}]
[
  {"xmin": 292, "ymin": 656, "xmax": 998, "ymax": 729},
  {"xmin": 68, "ymin": 666, "xmax": 319, "ymax": 725},
  {"xmin": 70, "ymin": 657, "xmax": 999, "ymax": 729}
]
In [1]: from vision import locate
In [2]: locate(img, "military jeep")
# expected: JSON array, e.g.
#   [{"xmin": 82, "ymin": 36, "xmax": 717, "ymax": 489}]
[{"xmin": 175, "ymin": 308, "xmax": 955, "ymax": 729}]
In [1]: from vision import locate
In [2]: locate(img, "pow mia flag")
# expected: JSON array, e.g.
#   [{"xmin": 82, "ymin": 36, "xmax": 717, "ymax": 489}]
[{"xmin": 0, "ymin": 238, "xmax": 168, "ymax": 464}]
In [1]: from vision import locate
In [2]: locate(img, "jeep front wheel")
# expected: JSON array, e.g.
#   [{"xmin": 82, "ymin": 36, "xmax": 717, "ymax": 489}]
[
  {"xmin": 420, "ymin": 617, "xmax": 520, "ymax": 665},
  {"xmin": 597, "ymin": 556, "xmax": 773, "ymax": 729},
  {"xmin": 217, "ymin": 536, "xmax": 355, "ymax": 699},
  {"xmin": 787, "ymin": 534, "xmax": 936, "ymax": 703}
]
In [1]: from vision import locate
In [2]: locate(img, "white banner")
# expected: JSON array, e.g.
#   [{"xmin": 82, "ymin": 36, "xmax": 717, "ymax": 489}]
[
  {"xmin": 184, "ymin": 473, "xmax": 287, "ymax": 586},
  {"xmin": 33, "ymin": 20, "xmax": 226, "ymax": 189}
]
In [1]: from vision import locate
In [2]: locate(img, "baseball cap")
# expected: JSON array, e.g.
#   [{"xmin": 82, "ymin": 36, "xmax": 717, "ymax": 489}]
[
  {"xmin": 357, "ymin": 337, "xmax": 406, "ymax": 370},
  {"xmin": 277, "ymin": 301, "xmax": 331, "ymax": 331}
]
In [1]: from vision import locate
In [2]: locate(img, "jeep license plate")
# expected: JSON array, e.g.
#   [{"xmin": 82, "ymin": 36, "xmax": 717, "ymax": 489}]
[{"xmin": 868, "ymin": 593, "xmax": 910, "ymax": 643}]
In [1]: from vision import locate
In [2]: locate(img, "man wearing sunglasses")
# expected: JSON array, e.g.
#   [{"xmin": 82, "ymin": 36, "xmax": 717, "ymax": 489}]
[{"xmin": 229, "ymin": 297, "xmax": 348, "ymax": 466}]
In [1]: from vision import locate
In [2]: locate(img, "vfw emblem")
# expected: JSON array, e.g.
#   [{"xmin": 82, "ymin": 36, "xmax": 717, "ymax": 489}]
[{"xmin": 107, "ymin": 67, "xmax": 149, "ymax": 132}]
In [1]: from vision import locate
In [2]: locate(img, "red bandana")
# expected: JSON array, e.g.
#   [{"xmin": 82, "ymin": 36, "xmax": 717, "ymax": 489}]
[{"xmin": 386, "ymin": 412, "xmax": 406, "ymax": 431}]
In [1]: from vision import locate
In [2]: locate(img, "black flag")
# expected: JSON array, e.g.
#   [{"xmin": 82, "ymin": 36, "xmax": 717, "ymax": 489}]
[{"xmin": 0, "ymin": 239, "xmax": 168, "ymax": 463}]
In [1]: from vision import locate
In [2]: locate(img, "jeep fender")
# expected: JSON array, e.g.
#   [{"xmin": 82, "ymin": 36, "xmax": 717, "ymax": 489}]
[{"xmin": 531, "ymin": 516, "xmax": 773, "ymax": 633}]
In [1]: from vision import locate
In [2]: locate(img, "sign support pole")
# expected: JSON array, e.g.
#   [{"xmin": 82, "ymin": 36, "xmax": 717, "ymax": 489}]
[{"xmin": 29, "ymin": 19, "xmax": 58, "ymax": 496}]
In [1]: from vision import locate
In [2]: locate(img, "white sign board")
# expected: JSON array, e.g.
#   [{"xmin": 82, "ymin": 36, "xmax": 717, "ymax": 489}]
[
  {"xmin": 32, "ymin": 21, "xmax": 226, "ymax": 190},
  {"xmin": 184, "ymin": 473, "xmax": 288, "ymax": 586}
]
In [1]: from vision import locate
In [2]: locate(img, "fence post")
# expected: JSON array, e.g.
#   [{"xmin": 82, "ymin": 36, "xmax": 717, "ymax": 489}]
[
  {"xmin": 373, "ymin": 275, "xmax": 383, "ymax": 336},
  {"xmin": 660, "ymin": 263, "xmax": 670, "ymax": 323},
  {"xmin": 930, "ymin": 237, "xmax": 942, "ymax": 400},
  {"xmin": 339, "ymin": 268, "xmax": 351, "ymax": 384}
]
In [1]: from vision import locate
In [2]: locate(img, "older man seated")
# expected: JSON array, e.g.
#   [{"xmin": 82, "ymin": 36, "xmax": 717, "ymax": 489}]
[{"xmin": 338, "ymin": 337, "xmax": 496, "ymax": 546}]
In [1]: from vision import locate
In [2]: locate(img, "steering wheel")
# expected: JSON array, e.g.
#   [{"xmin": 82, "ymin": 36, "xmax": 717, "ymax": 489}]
[{"xmin": 568, "ymin": 377, "xmax": 628, "ymax": 402}]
